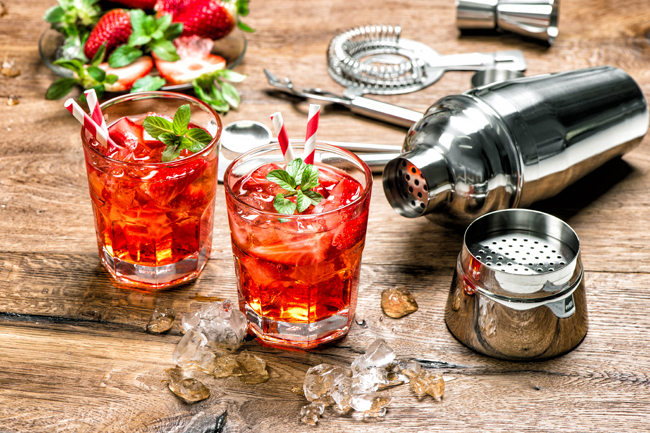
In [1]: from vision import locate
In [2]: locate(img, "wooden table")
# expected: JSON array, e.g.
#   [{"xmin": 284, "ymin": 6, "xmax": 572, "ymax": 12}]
[{"xmin": 2, "ymin": 0, "xmax": 650, "ymax": 431}]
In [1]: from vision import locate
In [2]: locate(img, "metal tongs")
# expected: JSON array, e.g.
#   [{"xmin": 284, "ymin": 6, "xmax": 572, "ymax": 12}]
[{"xmin": 264, "ymin": 69, "xmax": 423, "ymax": 128}]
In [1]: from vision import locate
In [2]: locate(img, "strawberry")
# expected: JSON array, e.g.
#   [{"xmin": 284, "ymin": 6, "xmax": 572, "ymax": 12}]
[
  {"xmin": 110, "ymin": 0, "xmax": 157, "ymax": 8},
  {"xmin": 154, "ymin": 0, "xmax": 196, "ymax": 17},
  {"xmin": 153, "ymin": 36, "xmax": 225, "ymax": 84},
  {"xmin": 84, "ymin": 9, "xmax": 132, "ymax": 60},
  {"xmin": 174, "ymin": 0, "xmax": 237, "ymax": 40},
  {"xmin": 99, "ymin": 56, "xmax": 154, "ymax": 91},
  {"xmin": 141, "ymin": 159, "xmax": 208, "ymax": 206}
]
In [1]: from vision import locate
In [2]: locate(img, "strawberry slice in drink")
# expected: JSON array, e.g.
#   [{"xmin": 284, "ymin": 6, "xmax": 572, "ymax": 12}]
[
  {"xmin": 153, "ymin": 36, "xmax": 226, "ymax": 85},
  {"xmin": 107, "ymin": 117, "xmax": 152, "ymax": 161},
  {"xmin": 249, "ymin": 232, "xmax": 332, "ymax": 267},
  {"xmin": 141, "ymin": 158, "xmax": 209, "ymax": 207}
]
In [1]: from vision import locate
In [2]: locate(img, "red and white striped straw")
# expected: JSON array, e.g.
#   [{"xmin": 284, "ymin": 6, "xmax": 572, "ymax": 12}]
[
  {"xmin": 84, "ymin": 89, "xmax": 107, "ymax": 134},
  {"xmin": 64, "ymin": 98, "xmax": 119, "ymax": 150},
  {"xmin": 303, "ymin": 104, "xmax": 320, "ymax": 165},
  {"xmin": 270, "ymin": 112, "xmax": 295, "ymax": 164}
]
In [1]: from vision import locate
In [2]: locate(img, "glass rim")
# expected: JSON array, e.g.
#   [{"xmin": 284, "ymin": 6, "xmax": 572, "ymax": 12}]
[
  {"xmin": 224, "ymin": 142, "xmax": 373, "ymax": 219},
  {"xmin": 80, "ymin": 91, "xmax": 222, "ymax": 168}
]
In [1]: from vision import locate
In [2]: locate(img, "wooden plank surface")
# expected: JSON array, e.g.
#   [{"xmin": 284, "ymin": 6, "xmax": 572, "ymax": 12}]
[{"xmin": 1, "ymin": 0, "xmax": 650, "ymax": 431}]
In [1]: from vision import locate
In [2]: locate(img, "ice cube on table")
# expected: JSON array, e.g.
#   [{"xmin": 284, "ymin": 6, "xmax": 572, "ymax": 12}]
[
  {"xmin": 410, "ymin": 370, "xmax": 445, "ymax": 400},
  {"xmin": 351, "ymin": 367, "xmax": 388, "ymax": 395},
  {"xmin": 350, "ymin": 390, "xmax": 392, "ymax": 413},
  {"xmin": 234, "ymin": 351, "xmax": 269, "ymax": 384},
  {"xmin": 398, "ymin": 359, "xmax": 422, "ymax": 380},
  {"xmin": 300, "ymin": 401, "xmax": 326, "ymax": 425},
  {"xmin": 146, "ymin": 307, "xmax": 175, "ymax": 333},
  {"xmin": 351, "ymin": 338, "xmax": 397, "ymax": 374},
  {"xmin": 381, "ymin": 286, "xmax": 419, "ymax": 318},
  {"xmin": 330, "ymin": 377, "xmax": 353, "ymax": 414},
  {"xmin": 167, "ymin": 367, "xmax": 210, "ymax": 404},
  {"xmin": 180, "ymin": 300, "xmax": 248, "ymax": 351},
  {"xmin": 303, "ymin": 364, "xmax": 350, "ymax": 403},
  {"xmin": 172, "ymin": 328, "xmax": 217, "ymax": 373},
  {"xmin": 212, "ymin": 354, "xmax": 240, "ymax": 378}
]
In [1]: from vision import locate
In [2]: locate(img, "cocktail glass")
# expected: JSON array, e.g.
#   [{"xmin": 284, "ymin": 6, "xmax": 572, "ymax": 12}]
[
  {"xmin": 224, "ymin": 142, "xmax": 373, "ymax": 349},
  {"xmin": 81, "ymin": 92, "xmax": 221, "ymax": 290}
]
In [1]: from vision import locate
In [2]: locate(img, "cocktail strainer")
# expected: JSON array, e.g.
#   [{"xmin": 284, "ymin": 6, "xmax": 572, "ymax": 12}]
[
  {"xmin": 445, "ymin": 209, "xmax": 588, "ymax": 360},
  {"xmin": 327, "ymin": 24, "xmax": 526, "ymax": 96}
]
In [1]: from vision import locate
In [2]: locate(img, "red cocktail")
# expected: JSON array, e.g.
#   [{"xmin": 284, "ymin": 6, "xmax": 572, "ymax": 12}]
[
  {"xmin": 224, "ymin": 143, "xmax": 372, "ymax": 348},
  {"xmin": 81, "ymin": 92, "xmax": 220, "ymax": 290}
]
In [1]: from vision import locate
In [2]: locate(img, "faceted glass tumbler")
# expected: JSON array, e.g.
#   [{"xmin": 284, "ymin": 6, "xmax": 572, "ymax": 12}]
[
  {"xmin": 224, "ymin": 143, "xmax": 373, "ymax": 349},
  {"xmin": 81, "ymin": 92, "xmax": 221, "ymax": 290}
]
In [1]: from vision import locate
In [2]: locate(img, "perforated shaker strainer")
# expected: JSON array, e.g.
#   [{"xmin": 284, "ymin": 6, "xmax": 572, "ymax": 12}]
[{"xmin": 444, "ymin": 209, "xmax": 588, "ymax": 360}]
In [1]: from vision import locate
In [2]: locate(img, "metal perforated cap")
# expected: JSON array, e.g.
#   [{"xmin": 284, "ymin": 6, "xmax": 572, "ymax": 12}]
[{"xmin": 461, "ymin": 209, "xmax": 581, "ymax": 297}]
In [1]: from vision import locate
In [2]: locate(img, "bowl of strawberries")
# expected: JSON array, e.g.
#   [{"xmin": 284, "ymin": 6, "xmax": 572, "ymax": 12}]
[{"xmin": 41, "ymin": 0, "xmax": 251, "ymax": 113}]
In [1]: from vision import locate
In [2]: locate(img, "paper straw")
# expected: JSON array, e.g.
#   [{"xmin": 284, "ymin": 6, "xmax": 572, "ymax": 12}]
[
  {"xmin": 64, "ymin": 98, "xmax": 119, "ymax": 150},
  {"xmin": 270, "ymin": 112, "xmax": 295, "ymax": 164},
  {"xmin": 84, "ymin": 89, "xmax": 107, "ymax": 134},
  {"xmin": 303, "ymin": 104, "xmax": 320, "ymax": 165}
]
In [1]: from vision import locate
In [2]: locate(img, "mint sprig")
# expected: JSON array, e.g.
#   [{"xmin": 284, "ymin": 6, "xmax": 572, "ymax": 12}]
[
  {"xmin": 192, "ymin": 69, "xmax": 247, "ymax": 114},
  {"xmin": 43, "ymin": 0, "xmax": 101, "ymax": 62},
  {"xmin": 46, "ymin": 42, "xmax": 118, "ymax": 100},
  {"xmin": 265, "ymin": 158, "xmax": 324, "ymax": 216},
  {"xmin": 142, "ymin": 104, "xmax": 213, "ymax": 162},
  {"xmin": 108, "ymin": 9, "xmax": 182, "ymax": 68}
]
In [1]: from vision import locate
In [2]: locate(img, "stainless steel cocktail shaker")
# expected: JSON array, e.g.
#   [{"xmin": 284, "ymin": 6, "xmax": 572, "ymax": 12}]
[{"xmin": 383, "ymin": 66, "xmax": 649, "ymax": 226}]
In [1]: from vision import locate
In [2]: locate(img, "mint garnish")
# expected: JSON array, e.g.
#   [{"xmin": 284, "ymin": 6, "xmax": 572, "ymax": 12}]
[
  {"xmin": 265, "ymin": 158, "xmax": 324, "ymax": 215},
  {"xmin": 108, "ymin": 9, "xmax": 182, "ymax": 68},
  {"xmin": 192, "ymin": 69, "xmax": 247, "ymax": 114},
  {"xmin": 142, "ymin": 104, "xmax": 213, "ymax": 162},
  {"xmin": 46, "ymin": 42, "xmax": 118, "ymax": 100}
]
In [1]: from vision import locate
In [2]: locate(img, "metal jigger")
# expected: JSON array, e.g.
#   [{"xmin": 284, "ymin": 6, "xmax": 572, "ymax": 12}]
[
  {"xmin": 382, "ymin": 66, "xmax": 649, "ymax": 227},
  {"xmin": 456, "ymin": 0, "xmax": 559, "ymax": 45}
]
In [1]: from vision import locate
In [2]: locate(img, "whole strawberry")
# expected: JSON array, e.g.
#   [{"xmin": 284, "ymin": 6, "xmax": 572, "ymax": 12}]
[
  {"xmin": 174, "ymin": 0, "xmax": 235, "ymax": 40},
  {"xmin": 110, "ymin": 0, "xmax": 157, "ymax": 8},
  {"xmin": 155, "ymin": 0, "xmax": 196, "ymax": 18},
  {"xmin": 84, "ymin": 9, "xmax": 132, "ymax": 60}
]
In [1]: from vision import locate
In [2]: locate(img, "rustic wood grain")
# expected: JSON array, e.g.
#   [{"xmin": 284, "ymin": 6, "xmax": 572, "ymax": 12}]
[{"xmin": 1, "ymin": 0, "xmax": 650, "ymax": 431}]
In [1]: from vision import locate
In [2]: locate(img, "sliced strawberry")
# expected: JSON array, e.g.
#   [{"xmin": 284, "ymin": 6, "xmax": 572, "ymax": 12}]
[
  {"xmin": 173, "ymin": 0, "xmax": 237, "ymax": 40},
  {"xmin": 141, "ymin": 158, "xmax": 208, "ymax": 206},
  {"xmin": 111, "ymin": 0, "xmax": 157, "ymax": 8},
  {"xmin": 107, "ymin": 117, "xmax": 154, "ymax": 162},
  {"xmin": 84, "ymin": 9, "xmax": 132, "ymax": 60},
  {"xmin": 309, "ymin": 178, "xmax": 362, "ymax": 214},
  {"xmin": 99, "ymin": 56, "xmax": 154, "ymax": 92},
  {"xmin": 153, "ymin": 36, "xmax": 225, "ymax": 85},
  {"xmin": 331, "ymin": 210, "xmax": 369, "ymax": 251}
]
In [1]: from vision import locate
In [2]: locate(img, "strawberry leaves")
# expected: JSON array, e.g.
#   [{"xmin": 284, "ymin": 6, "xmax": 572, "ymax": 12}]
[
  {"xmin": 45, "ymin": 43, "xmax": 118, "ymax": 100},
  {"xmin": 192, "ymin": 69, "xmax": 247, "ymax": 114},
  {"xmin": 142, "ymin": 104, "xmax": 213, "ymax": 162},
  {"xmin": 109, "ymin": 9, "xmax": 182, "ymax": 68},
  {"xmin": 234, "ymin": 0, "xmax": 254, "ymax": 33},
  {"xmin": 44, "ymin": 0, "xmax": 101, "ymax": 61},
  {"xmin": 265, "ymin": 158, "xmax": 324, "ymax": 216}
]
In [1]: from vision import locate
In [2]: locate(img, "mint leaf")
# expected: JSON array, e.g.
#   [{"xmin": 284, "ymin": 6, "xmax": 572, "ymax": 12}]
[
  {"xmin": 158, "ymin": 133, "xmax": 178, "ymax": 147},
  {"xmin": 129, "ymin": 9, "xmax": 146, "ymax": 35},
  {"xmin": 89, "ymin": 42, "xmax": 107, "ymax": 67},
  {"xmin": 162, "ymin": 144, "xmax": 181, "ymax": 162},
  {"xmin": 128, "ymin": 34, "xmax": 152, "ymax": 47},
  {"xmin": 105, "ymin": 74, "xmax": 118, "ymax": 85},
  {"xmin": 273, "ymin": 194, "xmax": 297, "ymax": 215},
  {"xmin": 296, "ymin": 190, "xmax": 311, "ymax": 213},
  {"xmin": 46, "ymin": 77, "xmax": 78, "ymax": 100},
  {"xmin": 220, "ymin": 81, "xmax": 240, "ymax": 109},
  {"xmin": 173, "ymin": 104, "xmax": 191, "ymax": 135},
  {"xmin": 43, "ymin": 5, "xmax": 65, "ymax": 23},
  {"xmin": 179, "ymin": 136, "xmax": 204, "ymax": 153},
  {"xmin": 151, "ymin": 40, "xmax": 179, "ymax": 62},
  {"xmin": 86, "ymin": 65, "xmax": 106, "ymax": 82},
  {"xmin": 53, "ymin": 58, "xmax": 85, "ymax": 76},
  {"xmin": 156, "ymin": 14, "xmax": 172, "ymax": 32},
  {"xmin": 302, "ymin": 189, "xmax": 323, "ymax": 205},
  {"xmin": 108, "ymin": 45, "xmax": 143, "ymax": 68},
  {"xmin": 266, "ymin": 170, "xmax": 296, "ymax": 191},
  {"xmin": 130, "ymin": 75, "xmax": 166, "ymax": 93},
  {"xmin": 301, "ymin": 165, "xmax": 320, "ymax": 191},
  {"xmin": 185, "ymin": 128, "xmax": 213, "ymax": 147},
  {"xmin": 163, "ymin": 23, "xmax": 183, "ymax": 40},
  {"xmin": 237, "ymin": 21, "xmax": 255, "ymax": 33},
  {"xmin": 286, "ymin": 158, "xmax": 306, "ymax": 181},
  {"xmin": 143, "ymin": 116, "xmax": 174, "ymax": 139},
  {"xmin": 216, "ymin": 69, "xmax": 247, "ymax": 83}
]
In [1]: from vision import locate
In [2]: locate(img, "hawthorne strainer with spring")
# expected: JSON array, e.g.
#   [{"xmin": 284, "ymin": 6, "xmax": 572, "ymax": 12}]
[{"xmin": 327, "ymin": 24, "xmax": 527, "ymax": 96}]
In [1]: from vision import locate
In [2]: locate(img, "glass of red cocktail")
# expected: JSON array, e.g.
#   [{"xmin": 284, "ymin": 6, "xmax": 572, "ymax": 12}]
[
  {"xmin": 224, "ymin": 142, "xmax": 372, "ymax": 349},
  {"xmin": 81, "ymin": 92, "xmax": 220, "ymax": 290}
]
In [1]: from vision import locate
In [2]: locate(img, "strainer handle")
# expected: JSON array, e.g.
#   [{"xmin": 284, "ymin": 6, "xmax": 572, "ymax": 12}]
[{"xmin": 348, "ymin": 96, "xmax": 423, "ymax": 128}]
